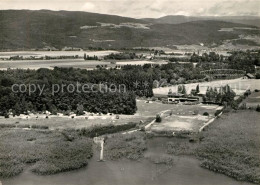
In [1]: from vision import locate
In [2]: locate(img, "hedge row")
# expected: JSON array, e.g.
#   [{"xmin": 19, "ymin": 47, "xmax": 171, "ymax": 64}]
[{"xmin": 78, "ymin": 122, "xmax": 137, "ymax": 137}]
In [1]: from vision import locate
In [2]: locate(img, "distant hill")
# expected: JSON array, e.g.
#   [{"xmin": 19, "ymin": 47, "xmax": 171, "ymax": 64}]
[
  {"xmin": 143, "ymin": 15, "xmax": 260, "ymax": 27},
  {"xmin": 0, "ymin": 10, "xmax": 259, "ymax": 50}
]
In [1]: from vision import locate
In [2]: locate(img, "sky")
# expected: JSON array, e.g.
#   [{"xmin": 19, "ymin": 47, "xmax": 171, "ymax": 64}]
[{"xmin": 0, "ymin": 0, "xmax": 260, "ymax": 18}]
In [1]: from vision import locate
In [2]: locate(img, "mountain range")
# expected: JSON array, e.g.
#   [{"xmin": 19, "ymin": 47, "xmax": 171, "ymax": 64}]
[
  {"xmin": 143, "ymin": 15, "xmax": 260, "ymax": 27},
  {"xmin": 0, "ymin": 10, "xmax": 259, "ymax": 50}
]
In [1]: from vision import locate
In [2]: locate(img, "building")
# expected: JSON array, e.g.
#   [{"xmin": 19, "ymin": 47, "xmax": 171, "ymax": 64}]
[
  {"xmin": 168, "ymin": 92, "xmax": 199, "ymax": 103},
  {"xmin": 243, "ymin": 73, "xmax": 255, "ymax": 79}
]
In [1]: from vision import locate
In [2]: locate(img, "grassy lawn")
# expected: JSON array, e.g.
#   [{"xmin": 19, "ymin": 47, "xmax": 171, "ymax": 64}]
[
  {"xmin": 196, "ymin": 110, "xmax": 260, "ymax": 184},
  {"xmin": 0, "ymin": 115, "xmax": 145, "ymax": 130},
  {"xmin": 0, "ymin": 129, "xmax": 93, "ymax": 177},
  {"xmin": 146, "ymin": 102, "xmax": 220, "ymax": 133},
  {"xmin": 137, "ymin": 100, "xmax": 220, "ymax": 117}
]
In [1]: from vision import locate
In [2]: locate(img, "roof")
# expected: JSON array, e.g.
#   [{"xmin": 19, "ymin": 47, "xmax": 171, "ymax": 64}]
[
  {"xmin": 246, "ymin": 73, "xmax": 255, "ymax": 78},
  {"xmin": 168, "ymin": 92, "xmax": 184, "ymax": 97}
]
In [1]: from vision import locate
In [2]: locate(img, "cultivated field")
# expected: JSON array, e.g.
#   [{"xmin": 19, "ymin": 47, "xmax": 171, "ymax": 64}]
[
  {"xmin": 153, "ymin": 78, "xmax": 260, "ymax": 95},
  {"xmin": 0, "ymin": 50, "xmax": 118, "ymax": 58}
]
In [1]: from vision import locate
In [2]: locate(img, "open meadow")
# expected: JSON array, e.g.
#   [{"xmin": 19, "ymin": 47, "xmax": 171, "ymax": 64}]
[
  {"xmin": 0, "ymin": 50, "xmax": 118, "ymax": 58},
  {"xmin": 0, "ymin": 58, "xmax": 166, "ymax": 70}
]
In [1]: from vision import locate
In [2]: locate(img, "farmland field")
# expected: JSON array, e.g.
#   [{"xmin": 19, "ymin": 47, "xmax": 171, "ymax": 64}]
[
  {"xmin": 153, "ymin": 78, "xmax": 260, "ymax": 95},
  {"xmin": 0, "ymin": 50, "xmax": 118, "ymax": 58}
]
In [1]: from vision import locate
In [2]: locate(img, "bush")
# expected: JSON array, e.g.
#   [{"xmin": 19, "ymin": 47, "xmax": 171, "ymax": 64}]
[
  {"xmin": 0, "ymin": 123, "xmax": 16, "ymax": 128},
  {"xmin": 17, "ymin": 124, "xmax": 30, "ymax": 129},
  {"xmin": 240, "ymin": 103, "xmax": 247, "ymax": 110},
  {"xmin": 203, "ymin": 112, "xmax": 209, "ymax": 116},
  {"xmin": 214, "ymin": 110, "xmax": 222, "ymax": 116},
  {"xmin": 256, "ymin": 105, "xmax": 260, "ymax": 112},
  {"xmin": 31, "ymin": 125, "xmax": 49, "ymax": 130},
  {"xmin": 256, "ymin": 73, "xmax": 260, "ymax": 79},
  {"xmin": 155, "ymin": 114, "xmax": 162, "ymax": 122},
  {"xmin": 78, "ymin": 122, "xmax": 137, "ymax": 138},
  {"xmin": 61, "ymin": 131, "xmax": 75, "ymax": 142}
]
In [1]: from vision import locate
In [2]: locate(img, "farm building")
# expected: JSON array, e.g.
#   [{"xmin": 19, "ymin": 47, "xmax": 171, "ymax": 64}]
[
  {"xmin": 243, "ymin": 73, "xmax": 255, "ymax": 79},
  {"xmin": 167, "ymin": 93, "xmax": 200, "ymax": 103}
]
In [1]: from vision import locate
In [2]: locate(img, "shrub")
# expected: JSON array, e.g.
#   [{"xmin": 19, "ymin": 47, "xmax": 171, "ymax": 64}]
[
  {"xmin": 203, "ymin": 112, "xmax": 209, "ymax": 116},
  {"xmin": 0, "ymin": 123, "xmax": 16, "ymax": 128},
  {"xmin": 215, "ymin": 110, "xmax": 222, "ymax": 116},
  {"xmin": 61, "ymin": 131, "xmax": 75, "ymax": 142},
  {"xmin": 155, "ymin": 114, "xmax": 162, "ymax": 122},
  {"xmin": 27, "ymin": 138, "xmax": 36, "ymax": 141},
  {"xmin": 256, "ymin": 105, "xmax": 260, "ymax": 112},
  {"xmin": 17, "ymin": 124, "xmax": 30, "ymax": 129},
  {"xmin": 31, "ymin": 125, "xmax": 49, "ymax": 130},
  {"xmin": 193, "ymin": 110, "xmax": 199, "ymax": 115},
  {"xmin": 240, "ymin": 103, "xmax": 247, "ymax": 110},
  {"xmin": 78, "ymin": 122, "xmax": 137, "ymax": 138}
]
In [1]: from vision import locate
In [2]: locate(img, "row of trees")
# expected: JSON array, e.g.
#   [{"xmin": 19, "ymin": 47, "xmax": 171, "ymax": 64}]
[
  {"xmin": 104, "ymin": 53, "xmax": 139, "ymax": 60},
  {"xmin": 203, "ymin": 85, "xmax": 236, "ymax": 106},
  {"xmin": 189, "ymin": 51, "xmax": 260, "ymax": 73},
  {"xmin": 84, "ymin": 54, "xmax": 99, "ymax": 60}
]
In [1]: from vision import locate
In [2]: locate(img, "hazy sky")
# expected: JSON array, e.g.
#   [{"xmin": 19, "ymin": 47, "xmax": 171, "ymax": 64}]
[{"xmin": 0, "ymin": 0, "xmax": 259, "ymax": 18}]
